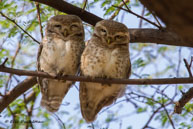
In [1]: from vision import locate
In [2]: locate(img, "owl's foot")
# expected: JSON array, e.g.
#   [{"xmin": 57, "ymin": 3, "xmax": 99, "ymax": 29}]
[
  {"xmin": 48, "ymin": 72, "xmax": 58, "ymax": 78},
  {"xmin": 56, "ymin": 71, "xmax": 67, "ymax": 82},
  {"xmin": 101, "ymin": 76, "xmax": 112, "ymax": 86}
]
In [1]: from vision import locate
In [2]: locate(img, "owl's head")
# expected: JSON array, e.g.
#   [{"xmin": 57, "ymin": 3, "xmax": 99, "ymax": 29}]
[
  {"xmin": 46, "ymin": 15, "xmax": 85, "ymax": 41},
  {"xmin": 93, "ymin": 20, "xmax": 130, "ymax": 47}
]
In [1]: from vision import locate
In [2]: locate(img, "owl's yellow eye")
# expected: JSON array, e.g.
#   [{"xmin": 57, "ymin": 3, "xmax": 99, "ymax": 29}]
[
  {"xmin": 115, "ymin": 35, "xmax": 123, "ymax": 40},
  {"xmin": 71, "ymin": 24, "xmax": 79, "ymax": 30}
]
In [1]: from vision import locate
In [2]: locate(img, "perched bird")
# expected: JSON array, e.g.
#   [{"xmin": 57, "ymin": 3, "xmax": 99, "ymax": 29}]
[
  {"xmin": 79, "ymin": 20, "xmax": 131, "ymax": 122},
  {"xmin": 37, "ymin": 15, "xmax": 85, "ymax": 112}
]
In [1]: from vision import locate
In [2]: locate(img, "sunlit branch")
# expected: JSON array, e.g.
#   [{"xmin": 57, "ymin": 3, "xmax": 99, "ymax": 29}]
[{"xmin": 0, "ymin": 66, "xmax": 193, "ymax": 85}]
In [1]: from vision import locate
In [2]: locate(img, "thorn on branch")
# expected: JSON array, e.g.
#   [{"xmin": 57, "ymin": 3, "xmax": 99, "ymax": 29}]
[{"xmin": 0, "ymin": 58, "xmax": 8, "ymax": 67}]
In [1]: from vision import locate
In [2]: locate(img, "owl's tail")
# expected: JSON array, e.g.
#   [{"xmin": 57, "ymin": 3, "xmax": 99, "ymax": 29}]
[
  {"xmin": 79, "ymin": 82, "xmax": 126, "ymax": 123},
  {"xmin": 40, "ymin": 79, "xmax": 72, "ymax": 112}
]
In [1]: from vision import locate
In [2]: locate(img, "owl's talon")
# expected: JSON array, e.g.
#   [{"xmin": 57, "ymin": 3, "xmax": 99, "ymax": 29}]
[{"xmin": 101, "ymin": 83, "xmax": 112, "ymax": 86}]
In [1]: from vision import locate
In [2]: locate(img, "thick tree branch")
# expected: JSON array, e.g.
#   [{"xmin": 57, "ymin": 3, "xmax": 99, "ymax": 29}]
[
  {"xmin": 31, "ymin": 0, "xmax": 193, "ymax": 48},
  {"xmin": 0, "ymin": 77, "xmax": 37, "ymax": 113},
  {"xmin": 31, "ymin": 0, "xmax": 102, "ymax": 26},
  {"xmin": 174, "ymin": 58, "xmax": 193, "ymax": 114},
  {"xmin": 139, "ymin": 0, "xmax": 193, "ymax": 47},
  {"xmin": 128, "ymin": 29, "xmax": 186, "ymax": 47},
  {"xmin": 0, "ymin": 66, "xmax": 193, "ymax": 85},
  {"xmin": 174, "ymin": 87, "xmax": 193, "ymax": 114}
]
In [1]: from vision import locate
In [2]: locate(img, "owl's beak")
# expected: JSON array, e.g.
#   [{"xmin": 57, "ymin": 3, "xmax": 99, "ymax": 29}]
[
  {"xmin": 63, "ymin": 30, "xmax": 68, "ymax": 37},
  {"xmin": 107, "ymin": 37, "xmax": 113, "ymax": 44}
]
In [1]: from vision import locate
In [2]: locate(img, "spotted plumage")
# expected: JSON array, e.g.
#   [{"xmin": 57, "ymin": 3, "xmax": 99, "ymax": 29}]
[
  {"xmin": 80, "ymin": 20, "xmax": 131, "ymax": 122},
  {"xmin": 37, "ymin": 15, "xmax": 85, "ymax": 112}
]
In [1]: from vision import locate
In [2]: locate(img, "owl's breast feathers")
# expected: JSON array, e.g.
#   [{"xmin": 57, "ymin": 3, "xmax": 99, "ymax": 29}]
[
  {"xmin": 40, "ymin": 37, "xmax": 83, "ymax": 75},
  {"xmin": 81, "ymin": 40, "xmax": 130, "ymax": 78},
  {"xmin": 80, "ymin": 38, "xmax": 131, "ymax": 123}
]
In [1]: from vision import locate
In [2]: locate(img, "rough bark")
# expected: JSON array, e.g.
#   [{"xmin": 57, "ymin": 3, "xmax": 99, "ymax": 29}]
[
  {"xmin": 0, "ymin": 77, "xmax": 37, "ymax": 113},
  {"xmin": 139, "ymin": 0, "xmax": 193, "ymax": 47}
]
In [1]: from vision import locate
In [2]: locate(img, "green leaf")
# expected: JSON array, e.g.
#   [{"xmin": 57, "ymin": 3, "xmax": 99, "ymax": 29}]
[
  {"xmin": 133, "ymin": 58, "xmax": 147, "ymax": 68},
  {"xmin": 137, "ymin": 107, "xmax": 147, "ymax": 113}
]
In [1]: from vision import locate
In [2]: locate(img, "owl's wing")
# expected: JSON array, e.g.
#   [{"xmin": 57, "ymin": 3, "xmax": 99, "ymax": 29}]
[
  {"xmin": 126, "ymin": 59, "xmax": 132, "ymax": 78},
  {"xmin": 76, "ymin": 41, "xmax": 86, "ymax": 76},
  {"xmin": 80, "ymin": 82, "xmax": 123, "ymax": 123},
  {"xmin": 41, "ymin": 80, "xmax": 72, "ymax": 112}
]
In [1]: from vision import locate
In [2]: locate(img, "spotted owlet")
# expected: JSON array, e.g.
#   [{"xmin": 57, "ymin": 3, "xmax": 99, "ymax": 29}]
[
  {"xmin": 79, "ymin": 20, "xmax": 131, "ymax": 122},
  {"xmin": 37, "ymin": 15, "xmax": 85, "ymax": 112}
]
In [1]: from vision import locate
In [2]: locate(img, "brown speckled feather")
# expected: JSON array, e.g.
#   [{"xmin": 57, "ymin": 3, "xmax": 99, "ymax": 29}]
[
  {"xmin": 79, "ymin": 20, "xmax": 131, "ymax": 123},
  {"xmin": 37, "ymin": 15, "xmax": 85, "ymax": 112}
]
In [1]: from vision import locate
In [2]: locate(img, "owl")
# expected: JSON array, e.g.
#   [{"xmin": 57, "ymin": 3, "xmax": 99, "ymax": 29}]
[
  {"xmin": 80, "ymin": 20, "xmax": 131, "ymax": 122},
  {"xmin": 37, "ymin": 15, "xmax": 85, "ymax": 112}
]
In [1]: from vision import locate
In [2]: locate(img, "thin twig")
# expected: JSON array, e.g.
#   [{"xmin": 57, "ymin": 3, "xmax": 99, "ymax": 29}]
[
  {"xmin": 0, "ymin": 66, "xmax": 193, "ymax": 85},
  {"xmin": 139, "ymin": 6, "xmax": 145, "ymax": 28},
  {"xmin": 23, "ymin": 94, "xmax": 34, "ymax": 129},
  {"xmin": 35, "ymin": 2, "xmax": 44, "ymax": 39},
  {"xmin": 184, "ymin": 58, "xmax": 193, "ymax": 77},
  {"xmin": 110, "ymin": 0, "xmax": 129, "ymax": 20},
  {"xmin": 113, "ymin": 4, "xmax": 161, "ymax": 29},
  {"xmin": 53, "ymin": 113, "xmax": 66, "ymax": 129},
  {"xmin": 148, "ymin": 9, "xmax": 163, "ymax": 28},
  {"xmin": 4, "ymin": 39, "xmax": 22, "ymax": 94},
  {"xmin": 142, "ymin": 106, "xmax": 162, "ymax": 129},
  {"xmin": 81, "ymin": 0, "xmax": 88, "ymax": 12},
  {"xmin": 162, "ymin": 104, "xmax": 176, "ymax": 129},
  {"xmin": 0, "ymin": 12, "xmax": 40, "ymax": 44},
  {"xmin": 1, "ymin": 58, "xmax": 8, "ymax": 67}
]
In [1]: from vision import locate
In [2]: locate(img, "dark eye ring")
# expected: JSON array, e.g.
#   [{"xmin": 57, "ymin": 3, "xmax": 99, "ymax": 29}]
[
  {"xmin": 101, "ymin": 29, "xmax": 106, "ymax": 32},
  {"xmin": 115, "ymin": 35, "xmax": 123, "ymax": 39},
  {"xmin": 71, "ymin": 24, "xmax": 78, "ymax": 28},
  {"xmin": 54, "ymin": 24, "xmax": 62, "ymax": 28}
]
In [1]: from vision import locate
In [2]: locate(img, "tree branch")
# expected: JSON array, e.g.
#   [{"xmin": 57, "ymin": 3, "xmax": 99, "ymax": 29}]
[
  {"xmin": 139, "ymin": 0, "xmax": 193, "ymax": 47},
  {"xmin": 0, "ymin": 66, "xmax": 193, "ymax": 85},
  {"xmin": 0, "ymin": 77, "xmax": 37, "ymax": 113},
  {"xmin": 30, "ymin": 0, "xmax": 193, "ymax": 47},
  {"xmin": 30, "ymin": 0, "xmax": 102, "ymax": 26},
  {"xmin": 174, "ymin": 58, "xmax": 193, "ymax": 114},
  {"xmin": 128, "ymin": 29, "xmax": 187, "ymax": 47}
]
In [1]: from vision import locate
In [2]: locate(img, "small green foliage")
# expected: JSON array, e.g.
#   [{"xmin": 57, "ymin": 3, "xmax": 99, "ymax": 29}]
[
  {"xmin": 178, "ymin": 85, "xmax": 183, "ymax": 90},
  {"xmin": 137, "ymin": 107, "xmax": 147, "ymax": 113},
  {"xmin": 133, "ymin": 58, "xmax": 147, "ymax": 68},
  {"xmin": 184, "ymin": 103, "xmax": 193, "ymax": 112}
]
